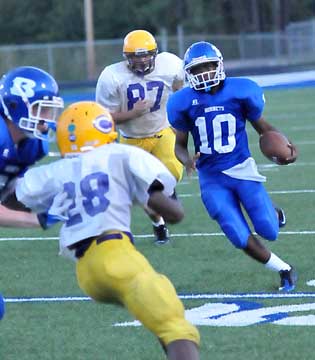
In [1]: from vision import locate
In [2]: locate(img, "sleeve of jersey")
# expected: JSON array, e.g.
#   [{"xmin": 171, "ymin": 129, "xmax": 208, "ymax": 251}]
[
  {"xmin": 128, "ymin": 148, "xmax": 177, "ymax": 205},
  {"xmin": 244, "ymin": 80, "xmax": 265, "ymax": 121},
  {"xmin": 95, "ymin": 68, "xmax": 121, "ymax": 112},
  {"xmin": 170, "ymin": 54, "xmax": 185, "ymax": 81},
  {"xmin": 16, "ymin": 138, "xmax": 49, "ymax": 164},
  {"xmin": 167, "ymin": 93, "xmax": 190, "ymax": 131},
  {"xmin": 15, "ymin": 163, "xmax": 61, "ymax": 213}
]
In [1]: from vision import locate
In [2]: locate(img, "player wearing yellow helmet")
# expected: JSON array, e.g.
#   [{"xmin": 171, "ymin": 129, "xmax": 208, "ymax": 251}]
[
  {"xmin": 123, "ymin": 30, "xmax": 158, "ymax": 75},
  {"xmin": 96, "ymin": 29, "xmax": 184, "ymax": 245},
  {"xmin": 15, "ymin": 101, "xmax": 200, "ymax": 359}
]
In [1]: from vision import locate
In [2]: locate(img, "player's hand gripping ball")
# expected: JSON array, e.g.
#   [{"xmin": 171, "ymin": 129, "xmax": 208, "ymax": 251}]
[{"xmin": 259, "ymin": 130, "xmax": 298, "ymax": 165}]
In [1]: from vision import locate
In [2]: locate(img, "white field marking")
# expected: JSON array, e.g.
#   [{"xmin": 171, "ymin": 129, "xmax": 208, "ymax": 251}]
[
  {"xmin": 48, "ymin": 152, "xmax": 61, "ymax": 157},
  {"xmin": 179, "ymin": 189, "xmax": 315, "ymax": 197},
  {"xmin": 178, "ymin": 162, "xmax": 315, "ymax": 186},
  {"xmin": 5, "ymin": 292, "xmax": 315, "ymax": 303},
  {"xmin": 2, "ymin": 230, "xmax": 315, "ymax": 242},
  {"xmin": 290, "ymin": 125, "xmax": 315, "ymax": 131},
  {"xmin": 307, "ymin": 280, "xmax": 315, "ymax": 287},
  {"xmin": 258, "ymin": 161, "xmax": 315, "ymax": 168}
]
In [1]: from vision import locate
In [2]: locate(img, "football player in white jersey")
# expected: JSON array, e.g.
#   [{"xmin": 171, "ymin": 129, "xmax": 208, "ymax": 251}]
[
  {"xmin": 15, "ymin": 101, "xmax": 200, "ymax": 359},
  {"xmin": 96, "ymin": 29, "xmax": 184, "ymax": 245}
]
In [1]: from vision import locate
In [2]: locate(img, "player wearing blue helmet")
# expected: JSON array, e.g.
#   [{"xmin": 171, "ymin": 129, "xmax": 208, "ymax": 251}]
[
  {"xmin": 0, "ymin": 66, "xmax": 64, "ymax": 228},
  {"xmin": 167, "ymin": 41, "xmax": 298, "ymax": 292}
]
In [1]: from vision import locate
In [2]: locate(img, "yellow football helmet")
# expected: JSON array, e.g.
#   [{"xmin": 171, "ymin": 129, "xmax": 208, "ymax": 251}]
[
  {"xmin": 123, "ymin": 30, "xmax": 158, "ymax": 75},
  {"xmin": 56, "ymin": 101, "xmax": 118, "ymax": 157}
]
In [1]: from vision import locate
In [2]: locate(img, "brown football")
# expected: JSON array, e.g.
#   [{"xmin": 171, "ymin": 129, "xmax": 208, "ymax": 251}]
[{"xmin": 259, "ymin": 131, "xmax": 292, "ymax": 163}]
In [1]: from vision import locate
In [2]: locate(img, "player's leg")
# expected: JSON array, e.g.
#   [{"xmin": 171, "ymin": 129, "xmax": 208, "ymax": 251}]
[
  {"xmin": 119, "ymin": 136, "xmax": 170, "ymax": 244},
  {"xmin": 238, "ymin": 180, "xmax": 297, "ymax": 291},
  {"xmin": 151, "ymin": 127, "xmax": 183, "ymax": 182},
  {"xmin": 150, "ymin": 127, "xmax": 183, "ymax": 245},
  {"xmin": 122, "ymin": 269, "xmax": 200, "ymax": 359},
  {"xmin": 166, "ymin": 340, "xmax": 200, "ymax": 360},
  {"xmin": 238, "ymin": 180, "xmax": 279, "ymax": 241},
  {"xmin": 199, "ymin": 173, "xmax": 296, "ymax": 291},
  {"xmin": 199, "ymin": 172, "xmax": 252, "ymax": 249},
  {"xmin": 75, "ymin": 231, "xmax": 200, "ymax": 358}
]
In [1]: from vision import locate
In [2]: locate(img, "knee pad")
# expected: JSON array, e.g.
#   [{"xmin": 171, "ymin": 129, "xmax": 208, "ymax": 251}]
[{"xmin": 254, "ymin": 218, "xmax": 278, "ymax": 241}]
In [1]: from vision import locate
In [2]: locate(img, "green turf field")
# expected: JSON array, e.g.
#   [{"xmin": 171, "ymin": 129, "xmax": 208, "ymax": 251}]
[{"xmin": 1, "ymin": 86, "xmax": 315, "ymax": 360}]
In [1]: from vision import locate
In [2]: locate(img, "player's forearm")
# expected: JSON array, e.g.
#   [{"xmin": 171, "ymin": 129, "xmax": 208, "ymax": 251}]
[
  {"xmin": 111, "ymin": 110, "xmax": 138, "ymax": 124},
  {"xmin": 147, "ymin": 192, "xmax": 184, "ymax": 224},
  {"xmin": 0, "ymin": 204, "xmax": 40, "ymax": 228},
  {"xmin": 175, "ymin": 144, "xmax": 191, "ymax": 166}
]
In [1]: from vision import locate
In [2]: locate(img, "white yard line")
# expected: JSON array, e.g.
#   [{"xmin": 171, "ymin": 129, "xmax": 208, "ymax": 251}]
[
  {"xmin": 5, "ymin": 292, "xmax": 315, "ymax": 303},
  {"xmin": 1, "ymin": 230, "xmax": 315, "ymax": 242}
]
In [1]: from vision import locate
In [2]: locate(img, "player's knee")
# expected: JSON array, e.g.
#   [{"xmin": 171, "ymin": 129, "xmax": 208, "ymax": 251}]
[
  {"xmin": 135, "ymin": 273, "xmax": 199, "ymax": 346},
  {"xmin": 167, "ymin": 162, "xmax": 183, "ymax": 182},
  {"xmin": 221, "ymin": 222, "xmax": 248, "ymax": 249},
  {"xmin": 254, "ymin": 219, "xmax": 278, "ymax": 241},
  {"xmin": 161, "ymin": 318, "xmax": 200, "ymax": 347}
]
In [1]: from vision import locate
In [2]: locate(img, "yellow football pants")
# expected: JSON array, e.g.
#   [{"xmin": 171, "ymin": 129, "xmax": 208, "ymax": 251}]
[
  {"xmin": 119, "ymin": 127, "xmax": 183, "ymax": 182},
  {"xmin": 76, "ymin": 231, "xmax": 199, "ymax": 346}
]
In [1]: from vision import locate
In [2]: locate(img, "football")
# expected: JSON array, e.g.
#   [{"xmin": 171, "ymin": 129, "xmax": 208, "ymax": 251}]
[{"xmin": 259, "ymin": 130, "xmax": 292, "ymax": 164}]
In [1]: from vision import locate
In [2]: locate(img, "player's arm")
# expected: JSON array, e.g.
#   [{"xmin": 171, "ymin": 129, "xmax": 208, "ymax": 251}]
[
  {"xmin": 147, "ymin": 180, "xmax": 184, "ymax": 224},
  {"xmin": 0, "ymin": 184, "xmax": 56, "ymax": 229},
  {"xmin": 251, "ymin": 116, "xmax": 298, "ymax": 164},
  {"xmin": 111, "ymin": 99, "xmax": 152, "ymax": 124},
  {"xmin": 174, "ymin": 130, "xmax": 199, "ymax": 176},
  {"xmin": 0, "ymin": 203, "xmax": 40, "ymax": 228},
  {"xmin": 172, "ymin": 76, "xmax": 184, "ymax": 92},
  {"xmin": 250, "ymin": 116, "xmax": 278, "ymax": 135},
  {"xmin": 96, "ymin": 68, "xmax": 151, "ymax": 125}
]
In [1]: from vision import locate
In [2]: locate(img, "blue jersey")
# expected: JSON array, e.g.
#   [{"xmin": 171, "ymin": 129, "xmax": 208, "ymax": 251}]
[
  {"xmin": 167, "ymin": 77, "xmax": 265, "ymax": 173},
  {"xmin": 0, "ymin": 115, "xmax": 49, "ymax": 194}
]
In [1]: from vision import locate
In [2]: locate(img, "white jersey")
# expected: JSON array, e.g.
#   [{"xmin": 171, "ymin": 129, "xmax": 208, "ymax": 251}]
[
  {"xmin": 96, "ymin": 52, "xmax": 184, "ymax": 138},
  {"xmin": 16, "ymin": 143, "xmax": 176, "ymax": 258}
]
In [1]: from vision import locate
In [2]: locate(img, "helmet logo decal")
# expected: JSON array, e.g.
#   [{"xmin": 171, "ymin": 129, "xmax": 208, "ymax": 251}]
[
  {"xmin": 10, "ymin": 77, "xmax": 36, "ymax": 98},
  {"xmin": 93, "ymin": 115, "xmax": 113, "ymax": 134},
  {"xmin": 67, "ymin": 123, "xmax": 76, "ymax": 142}
]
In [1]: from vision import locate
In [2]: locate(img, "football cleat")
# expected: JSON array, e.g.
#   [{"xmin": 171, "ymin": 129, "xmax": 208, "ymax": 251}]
[
  {"xmin": 153, "ymin": 224, "xmax": 170, "ymax": 245},
  {"xmin": 275, "ymin": 207, "xmax": 286, "ymax": 228},
  {"xmin": 279, "ymin": 267, "xmax": 297, "ymax": 292}
]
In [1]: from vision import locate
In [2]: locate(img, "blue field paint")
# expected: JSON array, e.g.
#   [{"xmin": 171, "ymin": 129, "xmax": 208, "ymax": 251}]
[
  {"xmin": 61, "ymin": 92, "xmax": 95, "ymax": 103},
  {"xmin": 0, "ymin": 293, "xmax": 5, "ymax": 319},
  {"xmin": 264, "ymin": 80, "xmax": 315, "ymax": 90}
]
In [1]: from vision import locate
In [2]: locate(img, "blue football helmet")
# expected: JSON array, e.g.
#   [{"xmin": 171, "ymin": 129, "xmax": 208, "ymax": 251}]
[
  {"xmin": 0, "ymin": 66, "xmax": 64, "ymax": 141},
  {"xmin": 184, "ymin": 41, "xmax": 226, "ymax": 91}
]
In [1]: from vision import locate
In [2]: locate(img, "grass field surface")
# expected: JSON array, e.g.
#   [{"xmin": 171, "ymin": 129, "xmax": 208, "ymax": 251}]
[{"xmin": 1, "ymin": 86, "xmax": 315, "ymax": 359}]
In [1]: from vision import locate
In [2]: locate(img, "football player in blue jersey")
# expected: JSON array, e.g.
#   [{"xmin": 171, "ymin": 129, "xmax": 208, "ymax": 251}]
[
  {"xmin": 167, "ymin": 41, "xmax": 298, "ymax": 292},
  {"xmin": 0, "ymin": 66, "xmax": 64, "ymax": 228}
]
